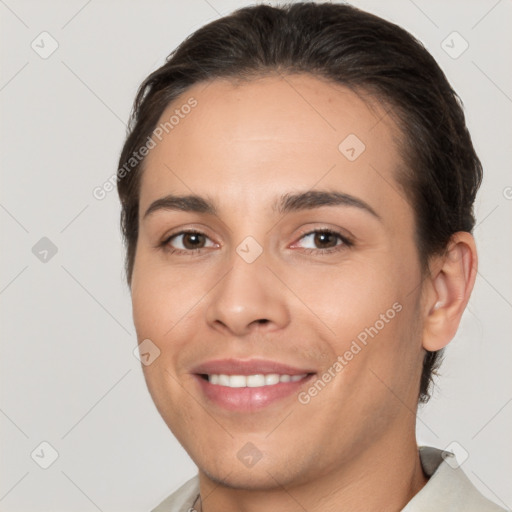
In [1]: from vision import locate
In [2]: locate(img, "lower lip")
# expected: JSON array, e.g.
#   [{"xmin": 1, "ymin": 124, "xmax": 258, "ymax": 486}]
[{"xmin": 194, "ymin": 374, "xmax": 315, "ymax": 411}]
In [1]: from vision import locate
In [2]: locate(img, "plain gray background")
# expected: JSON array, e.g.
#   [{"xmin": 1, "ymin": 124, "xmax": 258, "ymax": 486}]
[{"xmin": 1, "ymin": 1, "xmax": 511, "ymax": 511}]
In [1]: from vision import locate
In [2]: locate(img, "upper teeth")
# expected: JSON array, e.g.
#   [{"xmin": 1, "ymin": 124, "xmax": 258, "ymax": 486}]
[{"xmin": 208, "ymin": 374, "xmax": 307, "ymax": 387}]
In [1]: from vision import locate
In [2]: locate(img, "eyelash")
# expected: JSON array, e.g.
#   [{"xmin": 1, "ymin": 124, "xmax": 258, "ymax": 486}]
[
  {"xmin": 296, "ymin": 228, "xmax": 353, "ymax": 255},
  {"xmin": 159, "ymin": 228, "xmax": 353, "ymax": 257}
]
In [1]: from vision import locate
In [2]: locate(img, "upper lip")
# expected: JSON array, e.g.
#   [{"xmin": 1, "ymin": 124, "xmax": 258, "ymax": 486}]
[{"xmin": 192, "ymin": 358, "xmax": 316, "ymax": 376}]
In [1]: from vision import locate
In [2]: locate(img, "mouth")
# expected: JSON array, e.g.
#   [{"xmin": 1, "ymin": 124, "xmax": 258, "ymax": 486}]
[
  {"xmin": 199, "ymin": 373, "xmax": 310, "ymax": 387},
  {"xmin": 191, "ymin": 359, "xmax": 316, "ymax": 411}
]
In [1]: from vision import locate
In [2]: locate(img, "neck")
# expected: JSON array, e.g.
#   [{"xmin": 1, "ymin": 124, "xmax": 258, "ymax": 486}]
[{"xmin": 195, "ymin": 433, "xmax": 429, "ymax": 512}]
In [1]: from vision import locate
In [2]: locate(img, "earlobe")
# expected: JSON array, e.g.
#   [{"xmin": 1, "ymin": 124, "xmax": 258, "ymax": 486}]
[{"xmin": 422, "ymin": 232, "xmax": 478, "ymax": 352}]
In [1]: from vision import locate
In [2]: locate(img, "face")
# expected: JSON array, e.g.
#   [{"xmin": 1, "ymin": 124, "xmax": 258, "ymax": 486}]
[{"xmin": 131, "ymin": 74, "xmax": 427, "ymax": 489}]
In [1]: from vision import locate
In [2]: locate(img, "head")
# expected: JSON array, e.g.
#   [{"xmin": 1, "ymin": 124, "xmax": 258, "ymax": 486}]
[{"xmin": 117, "ymin": 2, "xmax": 480, "ymax": 491}]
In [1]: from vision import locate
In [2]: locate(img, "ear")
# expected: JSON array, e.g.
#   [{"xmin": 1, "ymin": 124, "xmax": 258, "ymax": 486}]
[{"xmin": 421, "ymin": 232, "xmax": 478, "ymax": 352}]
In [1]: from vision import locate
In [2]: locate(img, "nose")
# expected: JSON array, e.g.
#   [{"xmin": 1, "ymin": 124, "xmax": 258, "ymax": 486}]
[{"xmin": 205, "ymin": 249, "xmax": 290, "ymax": 337}]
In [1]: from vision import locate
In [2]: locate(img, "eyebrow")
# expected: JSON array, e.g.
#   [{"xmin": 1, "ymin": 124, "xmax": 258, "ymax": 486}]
[{"xmin": 142, "ymin": 189, "xmax": 381, "ymax": 221}]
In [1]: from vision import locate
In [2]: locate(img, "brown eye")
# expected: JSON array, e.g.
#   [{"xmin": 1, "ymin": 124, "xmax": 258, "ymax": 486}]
[
  {"xmin": 181, "ymin": 232, "xmax": 206, "ymax": 249},
  {"xmin": 312, "ymin": 231, "xmax": 339, "ymax": 249},
  {"xmin": 298, "ymin": 229, "xmax": 347, "ymax": 250},
  {"xmin": 163, "ymin": 230, "xmax": 216, "ymax": 253}
]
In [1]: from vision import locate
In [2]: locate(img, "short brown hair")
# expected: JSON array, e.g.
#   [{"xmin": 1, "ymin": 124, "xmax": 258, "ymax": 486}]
[{"xmin": 116, "ymin": 2, "xmax": 482, "ymax": 403}]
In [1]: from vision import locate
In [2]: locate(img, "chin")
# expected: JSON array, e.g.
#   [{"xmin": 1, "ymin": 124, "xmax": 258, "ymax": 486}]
[
  {"xmin": 200, "ymin": 464, "xmax": 293, "ymax": 491},
  {"xmin": 195, "ymin": 447, "xmax": 318, "ymax": 492}
]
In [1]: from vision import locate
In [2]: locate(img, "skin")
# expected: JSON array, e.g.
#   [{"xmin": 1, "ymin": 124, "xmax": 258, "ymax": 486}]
[{"xmin": 130, "ymin": 74, "xmax": 477, "ymax": 512}]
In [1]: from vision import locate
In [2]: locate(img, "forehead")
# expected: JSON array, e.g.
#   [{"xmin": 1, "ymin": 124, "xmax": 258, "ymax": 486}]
[{"xmin": 139, "ymin": 74, "xmax": 408, "ymax": 221}]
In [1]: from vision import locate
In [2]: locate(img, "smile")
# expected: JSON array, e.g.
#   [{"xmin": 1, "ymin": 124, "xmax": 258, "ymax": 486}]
[
  {"xmin": 204, "ymin": 373, "xmax": 308, "ymax": 387},
  {"xmin": 191, "ymin": 358, "xmax": 316, "ymax": 411},
  {"xmin": 195, "ymin": 372, "xmax": 315, "ymax": 411}
]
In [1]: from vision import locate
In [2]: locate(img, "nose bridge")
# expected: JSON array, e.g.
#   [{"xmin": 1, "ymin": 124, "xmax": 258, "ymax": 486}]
[{"xmin": 205, "ymin": 234, "xmax": 289, "ymax": 335}]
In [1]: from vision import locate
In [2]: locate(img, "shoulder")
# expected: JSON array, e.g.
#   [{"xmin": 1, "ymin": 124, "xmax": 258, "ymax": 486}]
[
  {"xmin": 402, "ymin": 446, "xmax": 508, "ymax": 512},
  {"xmin": 150, "ymin": 475, "xmax": 200, "ymax": 512}
]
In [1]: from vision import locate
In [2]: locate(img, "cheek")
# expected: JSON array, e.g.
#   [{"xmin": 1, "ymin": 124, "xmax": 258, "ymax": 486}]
[
  {"xmin": 305, "ymin": 254, "xmax": 422, "ymax": 386},
  {"xmin": 299, "ymin": 259, "xmax": 403, "ymax": 340},
  {"xmin": 131, "ymin": 251, "xmax": 204, "ymax": 339},
  {"xmin": 130, "ymin": 266, "xmax": 163, "ymax": 340}
]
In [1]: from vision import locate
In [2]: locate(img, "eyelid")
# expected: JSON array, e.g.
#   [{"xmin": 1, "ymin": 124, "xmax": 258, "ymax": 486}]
[
  {"xmin": 291, "ymin": 225, "xmax": 354, "ymax": 246},
  {"xmin": 289, "ymin": 227, "xmax": 353, "ymax": 255},
  {"xmin": 159, "ymin": 225, "xmax": 354, "ymax": 255},
  {"xmin": 160, "ymin": 228, "xmax": 218, "ymax": 251}
]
